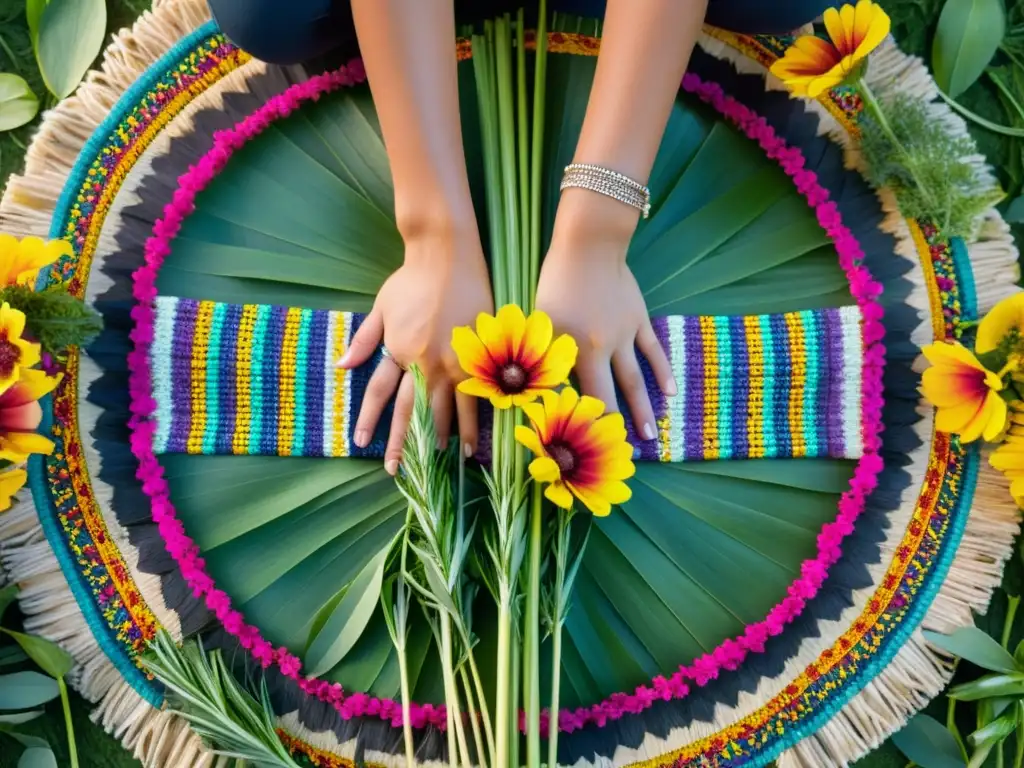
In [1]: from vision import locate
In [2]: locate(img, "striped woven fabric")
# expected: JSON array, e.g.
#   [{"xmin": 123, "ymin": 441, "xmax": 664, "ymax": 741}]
[{"xmin": 149, "ymin": 297, "xmax": 864, "ymax": 461}]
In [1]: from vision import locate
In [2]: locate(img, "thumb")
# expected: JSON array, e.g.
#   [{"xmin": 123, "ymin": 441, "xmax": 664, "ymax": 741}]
[{"xmin": 337, "ymin": 307, "xmax": 383, "ymax": 369}]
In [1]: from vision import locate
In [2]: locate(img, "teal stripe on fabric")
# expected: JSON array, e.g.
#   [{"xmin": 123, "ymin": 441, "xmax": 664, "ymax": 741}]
[
  {"xmin": 717, "ymin": 318, "xmax": 734, "ymax": 459},
  {"xmin": 293, "ymin": 308, "xmax": 313, "ymax": 456},
  {"xmin": 248, "ymin": 304, "xmax": 271, "ymax": 454},
  {"xmin": 44, "ymin": 20, "xmax": 219, "ymax": 252},
  {"xmin": 27, "ymin": 404, "xmax": 163, "ymax": 706},
  {"xmin": 759, "ymin": 313, "xmax": 776, "ymax": 457},
  {"xmin": 951, "ymin": 237, "xmax": 978, "ymax": 322},
  {"xmin": 202, "ymin": 301, "xmax": 227, "ymax": 454},
  {"xmin": 802, "ymin": 310, "xmax": 821, "ymax": 456}
]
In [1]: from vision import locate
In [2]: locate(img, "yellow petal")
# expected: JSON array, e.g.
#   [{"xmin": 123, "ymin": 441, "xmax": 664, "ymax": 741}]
[
  {"xmin": 520, "ymin": 400, "xmax": 548, "ymax": 438},
  {"xmin": 520, "ymin": 310, "xmax": 554, "ymax": 369},
  {"xmin": 451, "ymin": 326, "xmax": 495, "ymax": 379},
  {"xmin": 553, "ymin": 387, "xmax": 581, "ymax": 428},
  {"xmin": 529, "ymin": 456, "xmax": 560, "ymax": 484},
  {"xmin": 0, "ymin": 432, "xmax": 54, "ymax": 461},
  {"xmin": 1011, "ymin": 475, "xmax": 1024, "ymax": 506},
  {"xmin": 457, "ymin": 377, "xmax": 506, "ymax": 403},
  {"xmin": 475, "ymin": 311, "xmax": 506, "ymax": 359},
  {"xmin": 567, "ymin": 482, "xmax": 612, "ymax": 516},
  {"xmin": 983, "ymin": 394, "xmax": 1010, "ymax": 442},
  {"xmin": 0, "ymin": 467, "xmax": 26, "ymax": 510},
  {"xmin": 922, "ymin": 341, "xmax": 985, "ymax": 373},
  {"xmin": 511, "ymin": 391, "xmax": 545, "ymax": 407},
  {"xmin": 545, "ymin": 482, "xmax": 574, "ymax": 510},
  {"xmin": 977, "ymin": 293, "xmax": 1024, "ymax": 354},
  {"xmin": 600, "ymin": 480, "xmax": 633, "ymax": 506},
  {"xmin": 515, "ymin": 424, "xmax": 546, "ymax": 457},
  {"xmin": 851, "ymin": 0, "xmax": 890, "ymax": 60},
  {"xmin": 921, "ymin": 367, "xmax": 984, "ymax": 407},
  {"xmin": 15, "ymin": 337, "xmax": 40, "ymax": 371},
  {"xmin": 530, "ymin": 334, "xmax": 577, "ymax": 388},
  {"xmin": 935, "ymin": 398, "xmax": 984, "ymax": 434},
  {"xmin": 0, "ymin": 302, "xmax": 26, "ymax": 340},
  {"xmin": 806, "ymin": 68, "xmax": 847, "ymax": 98},
  {"xmin": 569, "ymin": 395, "xmax": 606, "ymax": 428},
  {"xmin": 11, "ymin": 369, "xmax": 61, "ymax": 402},
  {"xmin": 495, "ymin": 304, "xmax": 527, "ymax": 359}
]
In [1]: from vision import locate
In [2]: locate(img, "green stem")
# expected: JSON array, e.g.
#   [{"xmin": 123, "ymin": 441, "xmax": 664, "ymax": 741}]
[
  {"xmin": 935, "ymin": 87, "xmax": 1024, "ymax": 138},
  {"xmin": 949, "ymin": 696, "xmax": 968, "ymax": 764},
  {"xmin": 510, "ymin": 620, "xmax": 521, "ymax": 768},
  {"xmin": 441, "ymin": 617, "xmax": 467, "ymax": 768},
  {"xmin": 548, "ymin": 507, "xmax": 572, "ymax": 768},
  {"xmin": 1004, "ymin": 595, "xmax": 1021, "ymax": 650},
  {"xmin": 0, "ymin": 33, "xmax": 21, "ymax": 76},
  {"xmin": 525, "ymin": 485, "xmax": 543, "ymax": 768},
  {"xmin": 58, "ymin": 677, "xmax": 79, "ymax": 768},
  {"xmin": 460, "ymin": 665, "xmax": 488, "ymax": 768},
  {"xmin": 1016, "ymin": 732, "xmax": 1024, "ymax": 768},
  {"xmin": 529, "ymin": 0, "xmax": 548, "ymax": 306},
  {"xmin": 474, "ymin": 28, "xmax": 507, "ymax": 306},
  {"xmin": 494, "ymin": 14, "xmax": 521, "ymax": 308},
  {"xmin": 460, "ymin": 632, "xmax": 496, "ymax": 766},
  {"xmin": 495, "ymin": 592, "xmax": 512, "ymax": 768},
  {"xmin": 398, "ymin": 644, "xmax": 416, "ymax": 768},
  {"xmin": 857, "ymin": 80, "xmax": 940, "ymax": 212},
  {"xmin": 516, "ymin": 10, "xmax": 530, "ymax": 306}
]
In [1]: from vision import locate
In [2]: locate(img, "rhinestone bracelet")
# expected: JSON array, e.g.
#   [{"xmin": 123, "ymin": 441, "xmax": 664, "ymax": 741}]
[{"xmin": 560, "ymin": 163, "xmax": 651, "ymax": 219}]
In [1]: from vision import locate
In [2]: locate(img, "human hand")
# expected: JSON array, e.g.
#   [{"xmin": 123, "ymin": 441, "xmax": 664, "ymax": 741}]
[
  {"xmin": 338, "ymin": 227, "xmax": 493, "ymax": 474},
  {"xmin": 536, "ymin": 195, "xmax": 676, "ymax": 441}
]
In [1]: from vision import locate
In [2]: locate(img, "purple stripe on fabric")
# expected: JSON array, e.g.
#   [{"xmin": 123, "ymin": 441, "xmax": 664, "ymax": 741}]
[
  {"xmin": 260, "ymin": 305, "xmax": 286, "ymax": 454},
  {"xmin": 216, "ymin": 302, "xmax": 242, "ymax": 454},
  {"xmin": 304, "ymin": 309, "xmax": 329, "ymax": 457},
  {"xmin": 624, "ymin": 317, "xmax": 669, "ymax": 461},
  {"xmin": 683, "ymin": 314, "xmax": 703, "ymax": 461},
  {"xmin": 651, "ymin": 315, "xmax": 671, "ymax": 428},
  {"xmin": 824, "ymin": 307, "xmax": 844, "ymax": 457},
  {"xmin": 730, "ymin": 315, "xmax": 750, "ymax": 459},
  {"xmin": 167, "ymin": 299, "xmax": 199, "ymax": 453}
]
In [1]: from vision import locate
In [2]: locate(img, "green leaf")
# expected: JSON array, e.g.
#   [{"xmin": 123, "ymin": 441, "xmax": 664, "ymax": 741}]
[
  {"xmin": 35, "ymin": 0, "xmax": 107, "ymax": 99},
  {"xmin": 968, "ymin": 713, "xmax": 1017, "ymax": 747},
  {"xmin": 305, "ymin": 585, "xmax": 350, "ymax": 652},
  {"xmin": 0, "ymin": 630, "xmax": 72, "ymax": 679},
  {"xmin": 25, "ymin": 0, "xmax": 47, "ymax": 48},
  {"xmin": 948, "ymin": 673, "xmax": 1024, "ymax": 700},
  {"xmin": 0, "ymin": 728, "xmax": 50, "ymax": 749},
  {"xmin": 923, "ymin": 627, "xmax": 1019, "ymax": 672},
  {"xmin": 932, "ymin": 0, "xmax": 1006, "ymax": 98},
  {"xmin": 0, "ymin": 75, "xmax": 38, "ymax": 133},
  {"xmin": 17, "ymin": 748, "xmax": 58, "ymax": 768},
  {"xmin": 1005, "ymin": 195, "xmax": 1024, "ymax": 223},
  {"xmin": 0, "ymin": 710, "xmax": 42, "ymax": 725},
  {"xmin": 304, "ymin": 549, "xmax": 389, "ymax": 677},
  {"xmin": 0, "ymin": 583, "xmax": 18, "ymax": 622},
  {"xmin": 0, "ymin": 671, "xmax": 59, "ymax": 710},
  {"xmin": 892, "ymin": 714, "xmax": 966, "ymax": 768},
  {"xmin": 0, "ymin": 647, "xmax": 28, "ymax": 668}
]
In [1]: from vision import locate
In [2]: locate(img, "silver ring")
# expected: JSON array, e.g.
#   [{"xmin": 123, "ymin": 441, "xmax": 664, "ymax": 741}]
[{"xmin": 380, "ymin": 345, "xmax": 407, "ymax": 371}]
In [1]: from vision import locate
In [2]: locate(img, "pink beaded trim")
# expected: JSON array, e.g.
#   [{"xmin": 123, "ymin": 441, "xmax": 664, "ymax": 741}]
[{"xmin": 128, "ymin": 68, "xmax": 885, "ymax": 735}]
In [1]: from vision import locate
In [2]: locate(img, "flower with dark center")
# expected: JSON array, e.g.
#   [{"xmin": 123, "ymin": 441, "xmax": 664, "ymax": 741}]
[
  {"xmin": 515, "ymin": 388, "xmax": 635, "ymax": 517},
  {"xmin": 452, "ymin": 304, "xmax": 577, "ymax": 409},
  {"xmin": 0, "ymin": 303, "xmax": 40, "ymax": 394}
]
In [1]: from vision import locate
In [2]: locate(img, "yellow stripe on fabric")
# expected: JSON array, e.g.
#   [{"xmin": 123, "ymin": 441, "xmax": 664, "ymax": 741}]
[
  {"xmin": 233, "ymin": 303, "xmax": 258, "ymax": 454},
  {"xmin": 277, "ymin": 307, "xmax": 303, "ymax": 456},
  {"xmin": 744, "ymin": 314, "xmax": 765, "ymax": 459},
  {"xmin": 333, "ymin": 314, "xmax": 351, "ymax": 458},
  {"xmin": 186, "ymin": 301, "xmax": 215, "ymax": 453},
  {"xmin": 699, "ymin": 315, "xmax": 719, "ymax": 460},
  {"xmin": 785, "ymin": 311, "xmax": 807, "ymax": 458}
]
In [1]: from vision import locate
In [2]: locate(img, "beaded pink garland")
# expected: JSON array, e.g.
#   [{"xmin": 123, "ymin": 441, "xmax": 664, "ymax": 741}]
[{"xmin": 128, "ymin": 67, "xmax": 885, "ymax": 734}]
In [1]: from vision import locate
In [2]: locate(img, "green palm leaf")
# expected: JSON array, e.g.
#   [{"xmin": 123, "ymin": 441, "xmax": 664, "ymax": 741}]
[{"xmin": 157, "ymin": 50, "xmax": 854, "ymax": 706}]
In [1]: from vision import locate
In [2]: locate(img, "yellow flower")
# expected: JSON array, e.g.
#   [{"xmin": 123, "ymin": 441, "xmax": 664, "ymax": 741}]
[
  {"xmin": 0, "ymin": 303, "xmax": 40, "ymax": 395},
  {"xmin": 976, "ymin": 293, "xmax": 1024, "ymax": 355},
  {"xmin": 452, "ymin": 305, "xmax": 577, "ymax": 409},
  {"xmin": 0, "ymin": 467, "xmax": 27, "ymax": 512},
  {"xmin": 0, "ymin": 235, "xmax": 71, "ymax": 287},
  {"xmin": 991, "ymin": 430, "xmax": 1024, "ymax": 505},
  {"xmin": 0, "ymin": 368, "xmax": 60, "ymax": 461},
  {"xmin": 515, "ymin": 388, "xmax": 635, "ymax": 517},
  {"xmin": 921, "ymin": 341, "xmax": 1008, "ymax": 443},
  {"xmin": 769, "ymin": 0, "xmax": 891, "ymax": 98}
]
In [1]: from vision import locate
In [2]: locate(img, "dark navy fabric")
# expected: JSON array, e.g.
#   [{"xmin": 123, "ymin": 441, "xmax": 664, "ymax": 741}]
[{"xmin": 207, "ymin": 0, "xmax": 833, "ymax": 65}]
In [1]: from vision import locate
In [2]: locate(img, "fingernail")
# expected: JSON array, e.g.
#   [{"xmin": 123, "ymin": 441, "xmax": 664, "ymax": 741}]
[
  {"xmin": 354, "ymin": 429, "xmax": 369, "ymax": 448},
  {"xmin": 436, "ymin": 436, "xmax": 446, "ymax": 451},
  {"xmin": 464, "ymin": 442, "xmax": 474, "ymax": 458},
  {"xmin": 664, "ymin": 377, "xmax": 678, "ymax": 397},
  {"xmin": 385, "ymin": 459, "xmax": 399, "ymax": 476},
  {"xmin": 336, "ymin": 351, "xmax": 350, "ymax": 368},
  {"xmin": 642, "ymin": 422, "xmax": 657, "ymax": 441}
]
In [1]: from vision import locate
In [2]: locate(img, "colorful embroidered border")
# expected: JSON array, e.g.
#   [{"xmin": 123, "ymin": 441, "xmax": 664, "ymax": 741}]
[
  {"xmin": 28, "ymin": 23, "xmax": 248, "ymax": 700},
  {"xmin": 149, "ymin": 297, "xmax": 865, "ymax": 462},
  {"xmin": 27, "ymin": 22, "xmax": 980, "ymax": 766}
]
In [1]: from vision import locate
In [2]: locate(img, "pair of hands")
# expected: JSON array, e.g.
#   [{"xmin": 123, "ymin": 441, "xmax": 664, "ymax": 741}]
[{"xmin": 339, "ymin": 205, "xmax": 677, "ymax": 475}]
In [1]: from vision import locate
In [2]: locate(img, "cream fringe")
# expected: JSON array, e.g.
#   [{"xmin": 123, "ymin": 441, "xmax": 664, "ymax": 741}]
[{"xmin": 698, "ymin": 29, "xmax": 1024, "ymax": 768}]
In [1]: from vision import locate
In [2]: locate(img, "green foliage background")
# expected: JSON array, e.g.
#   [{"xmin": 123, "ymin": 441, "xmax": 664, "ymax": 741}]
[{"xmin": 0, "ymin": 0, "xmax": 1020, "ymax": 766}]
